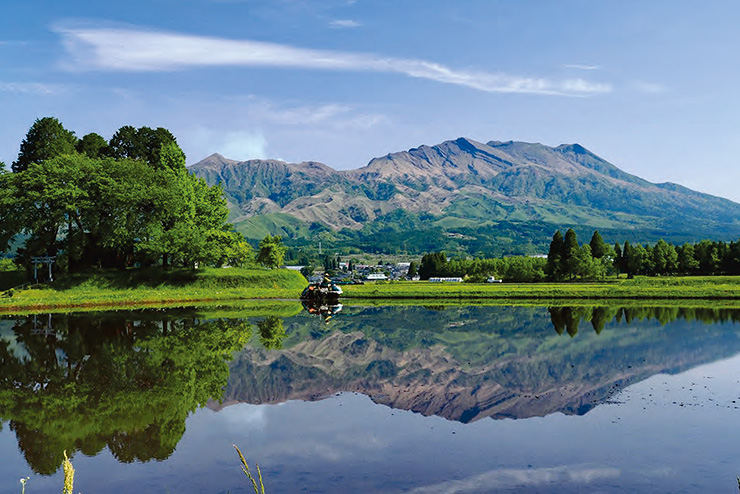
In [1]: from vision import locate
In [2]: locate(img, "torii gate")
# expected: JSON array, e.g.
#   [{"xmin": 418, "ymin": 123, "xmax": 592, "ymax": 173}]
[{"xmin": 31, "ymin": 256, "xmax": 56, "ymax": 283}]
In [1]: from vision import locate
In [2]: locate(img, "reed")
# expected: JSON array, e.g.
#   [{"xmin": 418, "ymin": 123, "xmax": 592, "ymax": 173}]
[
  {"xmin": 62, "ymin": 451, "xmax": 74, "ymax": 494},
  {"xmin": 233, "ymin": 444, "xmax": 265, "ymax": 494}
]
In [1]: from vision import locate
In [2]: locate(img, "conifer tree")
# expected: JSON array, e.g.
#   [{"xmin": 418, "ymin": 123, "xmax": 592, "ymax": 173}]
[{"xmin": 546, "ymin": 230, "xmax": 564, "ymax": 280}]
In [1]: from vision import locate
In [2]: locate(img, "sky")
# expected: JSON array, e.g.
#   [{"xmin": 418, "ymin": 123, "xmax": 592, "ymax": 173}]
[{"xmin": 2, "ymin": 0, "xmax": 740, "ymax": 201}]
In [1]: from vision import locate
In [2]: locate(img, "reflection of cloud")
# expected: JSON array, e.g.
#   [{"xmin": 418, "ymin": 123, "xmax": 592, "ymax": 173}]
[
  {"xmin": 56, "ymin": 25, "xmax": 612, "ymax": 96},
  {"xmin": 330, "ymin": 19, "xmax": 361, "ymax": 28},
  {"xmin": 219, "ymin": 404, "xmax": 267, "ymax": 428},
  {"xmin": 407, "ymin": 465, "xmax": 620, "ymax": 493}
]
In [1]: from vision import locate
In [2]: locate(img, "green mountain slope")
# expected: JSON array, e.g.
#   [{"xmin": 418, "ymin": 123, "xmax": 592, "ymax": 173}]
[{"xmin": 189, "ymin": 138, "xmax": 740, "ymax": 254}]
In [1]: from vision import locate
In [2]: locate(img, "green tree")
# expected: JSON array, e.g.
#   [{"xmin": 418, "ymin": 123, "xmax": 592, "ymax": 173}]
[
  {"xmin": 623, "ymin": 241, "xmax": 637, "ymax": 278},
  {"xmin": 678, "ymin": 243, "xmax": 699, "ymax": 274},
  {"xmin": 419, "ymin": 252, "xmax": 447, "ymax": 279},
  {"xmin": 257, "ymin": 235, "xmax": 287, "ymax": 269},
  {"xmin": 561, "ymin": 228, "xmax": 580, "ymax": 279},
  {"xmin": 613, "ymin": 242, "xmax": 623, "ymax": 276},
  {"xmin": 589, "ymin": 230, "xmax": 609, "ymax": 259},
  {"xmin": 407, "ymin": 261, "xmax": 418, "ymax": 278},
  {"xmin": 546, "ymin": 230, "xmax": 564, "ymax": 281},
  {"xmin": 76, "ymin": 132, "xmax": 109, "ymax": 158},
  {"xmin": 652, "ymin": 239, "xmax": 678, "ymax": 275},
  {"xmin": 108, "ymin": 126, "xmax": 183, "ymax": 170},
  {"xmin": 258, "ymin": 316, "xmax": 286, "ymax": 350},
  {"xmin": 12, "ymin": 117, "xmax": 78, "ymax": 173}
]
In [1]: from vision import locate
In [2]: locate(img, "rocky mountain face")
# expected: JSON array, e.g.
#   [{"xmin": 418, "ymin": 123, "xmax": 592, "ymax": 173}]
[{"xmin": 190, "ymin": 138, "xmax": 740, "ymax": 250}]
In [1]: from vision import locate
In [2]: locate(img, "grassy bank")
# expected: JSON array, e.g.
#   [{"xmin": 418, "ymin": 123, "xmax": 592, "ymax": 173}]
[
  {"xmin": 341, "ymin": 276, "xmax": 740, "ymax": 300},
  {"xmin": 0, "ymin": 267, "xmax": 306, "ymax": 312}
]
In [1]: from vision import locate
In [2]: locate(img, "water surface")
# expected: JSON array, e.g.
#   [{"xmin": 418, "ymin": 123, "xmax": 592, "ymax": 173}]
[{"xmin": 2, "ymin": 304, "xmax": 740, "ymax": 493}]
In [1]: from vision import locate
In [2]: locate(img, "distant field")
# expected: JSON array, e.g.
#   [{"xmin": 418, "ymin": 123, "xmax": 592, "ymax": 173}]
[
  {"xmin": 0, "ymin": 267, "xmax": 306, "ymax": 313},
  {"xmin": 341, "ymin": 276, "xmax": 740, "ymax": 300}
]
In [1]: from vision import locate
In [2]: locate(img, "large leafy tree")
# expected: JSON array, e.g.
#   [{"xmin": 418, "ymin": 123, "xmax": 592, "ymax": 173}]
[
  {"xmin": 2, "ymin": 119, "xmax": 246, "ymax": 271},
  {"xmin": 76, "ymin": 132, "xmax": 109, "ymax": 158},
  {"xmin": 108, "ymin": 126, "xmax": 181, "ymax": 170},
  {"xmin": 257, "ymin": 235, "xmax": 287, "ymax": 268},
  {"xmin": 12, "ymin": 117, "xmax": 78, "ymax": 173}
]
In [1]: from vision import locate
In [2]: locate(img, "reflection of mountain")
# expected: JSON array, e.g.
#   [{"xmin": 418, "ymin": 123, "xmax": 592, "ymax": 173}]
[
  {"xmin": 219, "ymin": 306, "xmax": 740, "ymax": 423},
  {"xmin": 0, "ymin": 312, "xmax": 250, "ymax": 475}
]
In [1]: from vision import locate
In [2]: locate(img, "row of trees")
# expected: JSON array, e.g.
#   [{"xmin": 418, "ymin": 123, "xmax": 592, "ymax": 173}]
[
  {"xmin": 417, "ymin": 229, "xmax": 740, "ymax": 283},
  {"xmin": 547, "ymin": 229, "xmax": 740, "ymax": 279},
  {"xmin": 418, "ymin": 251, "xmax": 547, "ymax": 282},
  {"xmin": 0, "ymin": 117, "xmax": 254, "ymax": 271}
]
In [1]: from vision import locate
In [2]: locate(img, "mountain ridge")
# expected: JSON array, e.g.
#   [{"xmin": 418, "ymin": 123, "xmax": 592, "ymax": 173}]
[{"xmin": 189, "ymin": 138, "xmax": 740, "ymax": 253}]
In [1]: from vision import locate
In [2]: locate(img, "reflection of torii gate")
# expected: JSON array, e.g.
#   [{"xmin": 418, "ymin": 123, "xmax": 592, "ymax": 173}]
[
  {"xmin": 31, "ymin": 256, "xmax": 56, "ymax": 283},
  {"xmin": 30, "ymin": 313, "xmax": 56, "ymax": 337}
]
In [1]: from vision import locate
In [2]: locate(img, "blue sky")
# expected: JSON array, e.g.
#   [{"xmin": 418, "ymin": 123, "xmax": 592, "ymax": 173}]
[{"xmin": 2, "ymin": 0, "xmax": 740, "ymax": 201}]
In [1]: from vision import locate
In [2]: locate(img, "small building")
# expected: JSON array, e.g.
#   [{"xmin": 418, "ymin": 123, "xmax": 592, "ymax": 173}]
[
  {"xmin": 365, "ymin": 273, "xmax": 388, "ymax": 281},
  {"xmin": 428, "ymin": 277, "xmax": 463, "ymax": 283}
]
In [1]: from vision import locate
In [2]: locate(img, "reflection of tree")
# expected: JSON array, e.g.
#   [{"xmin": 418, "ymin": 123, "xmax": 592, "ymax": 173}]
[
  {"xmin": 258, "ymin": 316, "xmax": 286, "ymax": 350},
  {"xmin": 0, "ymin": 313, "xmax": 251, "ymax": 475},
  {"xmin": 548, "ymin": 306, "xmax": 740, "ymax": 336}
]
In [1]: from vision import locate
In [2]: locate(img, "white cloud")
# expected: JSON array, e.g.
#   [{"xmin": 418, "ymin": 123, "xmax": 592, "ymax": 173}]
[
  {"xmin": 56, "ymin": 25, "xmax": 612, "ymax": 97},
  {"xmin": 187, "ymin": 127, "xmax": 268, "ymax": 161},
  {"xmin": 329, "ymin": 19, "xmax": 361, "ymax": 28},
  {"xmin": 219, "ymin": 131, "xmax": 269, "ymax": 160},
  {"xmin": 246, "ymin": 98, "xmax": 386, "ymax": 129},
  {"xmin": 406, "ymin": 465, "xmax": 620, "ymax": 494},
  {"xmin": 564, "ymin": 64, "xmax": 601, "ymax": 71}
]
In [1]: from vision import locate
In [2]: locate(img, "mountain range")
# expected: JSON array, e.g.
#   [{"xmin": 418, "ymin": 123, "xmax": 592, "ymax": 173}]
[{"xmin": 190, "ymin": 138, "xmax": 740, "ymax": 254}]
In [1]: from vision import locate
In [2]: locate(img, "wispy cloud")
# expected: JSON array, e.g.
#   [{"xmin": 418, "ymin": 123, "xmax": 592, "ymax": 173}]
[
  {"xmin": 329, "ymin": 19, "xmax": 361, "ymax": 28},
  {"xmin": 564, "ymin": 63, "xmax": 601, "ymax": 71},
  {"xmin": 56, "ymin": 25, "xmax": 612, "ymax": 97},
  {"xmin": 630, "ymin": 81, "xmax": 667, "ymax": 94},
  {"xmin": 0, "ymin": 81, "xmax": 60, "ymax": 94},
  {"xmin": 246, "ymin": 98, "xmax": 386, "ymax": 129}
]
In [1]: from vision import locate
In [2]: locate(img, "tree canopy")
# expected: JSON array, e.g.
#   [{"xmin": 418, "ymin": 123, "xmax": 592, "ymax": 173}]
[{"xmin": 1, "ymin": 118, "xmax": 251, "ymax": 271}]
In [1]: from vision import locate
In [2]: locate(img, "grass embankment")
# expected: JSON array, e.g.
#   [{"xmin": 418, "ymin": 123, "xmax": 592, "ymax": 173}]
[
  {"xmin": 0, "ymin": 267, "xmax": 306, "ymax": 313},
  {"xmin": 341, "ymin": 276, "xmax": 740, "ymax": 301}
]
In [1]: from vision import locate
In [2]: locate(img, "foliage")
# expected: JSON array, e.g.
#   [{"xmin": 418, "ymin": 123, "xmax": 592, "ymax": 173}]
[
  {"xmin": 407, "ymin": 261, "xmax": 418, "ymax": 277},
  {"xmin": 1, "ymin": 118, "xmax": 246, "ymax": 272},
  {"xmin": 0, "ymin": 313, "xmax": 251, "ymax": 474},
  {"xmin": 257, "ymin": 235, "xmax": 287, "ymax": 269},
  {"xmin": 257, "ymin": 316, "xmax": 286, "ymax": 350},
  {"xmin": 76, "ymin": 132, "xmax": 108, "ymax": 158},
  {"xmin": 419, "ymin": 252, "xmax": 447, "ymax": 279},
  {"xmin": 12, "ymin": 117, "xmax": 77, "ymax": 173}
]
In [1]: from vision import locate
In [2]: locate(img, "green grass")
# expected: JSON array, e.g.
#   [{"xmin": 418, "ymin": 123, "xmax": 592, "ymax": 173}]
[
  {"xmin": 341, "ymin": 276, "xmax": 740, "ymax": 300},
  {"xmin": 0, "ymin": 267, "xmax": 306, "ymax": 313}
]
